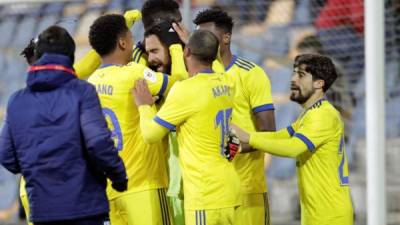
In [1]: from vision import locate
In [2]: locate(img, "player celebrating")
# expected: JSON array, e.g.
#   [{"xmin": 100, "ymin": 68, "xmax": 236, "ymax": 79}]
[
  {"xmin": 87, "ymin": 14, "xmax": 185, "ymax": 225},
  {"xmin": 192, "ymin": 8, "xmax": 276, "ymax": 225},
  {"xmin": 134, "ymin": 30, "xmax": 241, "ymax": 225},
  {"xmin": 143, "ymin": 22, "xmax": 187, "ymax": 225},
  {"xmin": 130, "ymin": 0, "xmax": 183, "ymax": 65},
  {"xmin": 233, "ymin": 54, "xmax": 354, "ymax": 225}
]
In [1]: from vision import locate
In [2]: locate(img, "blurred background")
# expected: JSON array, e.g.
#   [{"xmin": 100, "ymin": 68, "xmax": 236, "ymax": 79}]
[{"xmin": 0, "ymin": 0, "xmax": 399, "ymax": 224}]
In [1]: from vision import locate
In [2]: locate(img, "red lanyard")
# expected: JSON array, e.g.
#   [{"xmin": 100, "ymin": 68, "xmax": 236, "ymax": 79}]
[{"xmin": 28, "ymin": 65, "xmax": 77, "ymax": 77}]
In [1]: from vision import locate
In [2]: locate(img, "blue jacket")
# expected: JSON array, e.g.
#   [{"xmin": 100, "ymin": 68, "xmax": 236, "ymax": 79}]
[{"xmin": 0, "ymin": 53, "xmax": 126, "ymax": 222}]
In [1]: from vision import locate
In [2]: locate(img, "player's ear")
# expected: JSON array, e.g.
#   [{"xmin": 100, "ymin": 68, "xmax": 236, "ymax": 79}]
[
  {"xmin": 222, "ymin": 33, "xmax": 231, "ymax": 45},
  {"xmin": 117, "ymin": 37, "xmax": 127, "ymax": 50},
  {"xmin": 314, "ymin": 79, "xmax": 325, "ymax": 90},
  {"xmin": 183, "ymin": 46, "xmax": 190, "ymax": 58}
]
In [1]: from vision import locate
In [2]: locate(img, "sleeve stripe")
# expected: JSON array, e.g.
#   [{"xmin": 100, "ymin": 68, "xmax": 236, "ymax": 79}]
[
  {"xmin": 136, "ymin": 51, "xmax": 143, "ymax": 63},
  {"xmin": 235, "ymin": 61, "xmax": 252, "ymax": 71},
  {"xmin": 132, "ymin": 48, "xmax": 141, "ymax": 62},
  {"xmin": 225, "ymin": 55, "xmax": 237, "ymax": 71},
  {"xmin": 157, "ymin": 73, "xmax": 168, "ymax": 96},
  {"xmin": 237, "ymin": 58, "xmax": 255, "ymax": 68},
  {"xmin": 154, "ymin": 116, "xmax": 176, "ymax": 130},
  {"xmin": 252, "ymin": 104, "xmax": 275, "ymax": 113},
  {"xmin": 287, "ymin": 126, "xmax": 295, "ymax": 136},
  {"xmin": 294, "ymin": 133, "xmax": 315, "ymax": 151}
]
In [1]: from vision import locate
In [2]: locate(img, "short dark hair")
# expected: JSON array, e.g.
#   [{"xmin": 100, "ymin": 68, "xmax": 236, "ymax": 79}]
[
  {"xmin": 21, "ymin": 38, "xmax": 36, "ymax": 65},
  {"xmin": 294, "ymin": 54, "xmax": 338, "ymax": 92},
  {"xmin": 187, "ymin": 30, "xmax": 219, "ymax": 64},
  {"xmin": 144, "ymin": 24, "xmax": 163, "ymax": 39},
  {"xmin": 193, "ymin": 8, "xmax": 234, "ymax": 33},
  {"xmin": 296, "ymin": 35, "xmax": 323, "ymax": 54},
  {"xmin": 141, "ymin": 0, "xmax": 181, "ymax": 30},
  {"xmin": 35, "ymin": 26, "xmax": 75, "ymax": 63},
  {"xmin": 89, "ymin": 14, "xmax": 129, "ymax": 56}
]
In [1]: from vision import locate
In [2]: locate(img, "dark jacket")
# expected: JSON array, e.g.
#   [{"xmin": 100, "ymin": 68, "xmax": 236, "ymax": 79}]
[{"xmin": 0, "ymin": 53, "xmax": 126, "ymax": 222}]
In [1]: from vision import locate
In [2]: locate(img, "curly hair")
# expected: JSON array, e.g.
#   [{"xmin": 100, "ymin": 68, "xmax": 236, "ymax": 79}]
[
  {"xmin": 141, "ymin": 0, "xmax": 181, "ymax": 30},
  {"xmin": 294, "ymin": 54, "xmax": 338, "ymax": 92},
  {"xmin": 89, "ymin": 14, "xmax": 128, "ymax": 56},
  {"xmin": 21, "ymin": 38, "xmax": 36, "ymax": 64},
  {"xmin": 193, "ymin": 8, "xmax": 233, "ymax": 33}
]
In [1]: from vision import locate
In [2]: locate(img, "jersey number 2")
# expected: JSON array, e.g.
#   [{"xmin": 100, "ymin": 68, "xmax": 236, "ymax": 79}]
[
  {"xmin": 215, "ymin": 108, "xmax": 233, "ymax": 156},
  {"xmin": 102, "ymin": 108, "xmax": 123, "ymax": 151}
]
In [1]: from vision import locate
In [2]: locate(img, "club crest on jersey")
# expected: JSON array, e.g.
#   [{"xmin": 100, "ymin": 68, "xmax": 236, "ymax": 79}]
[{"xmin": 143, "ymin": 68, "xmax": 157, "ymax": 83}]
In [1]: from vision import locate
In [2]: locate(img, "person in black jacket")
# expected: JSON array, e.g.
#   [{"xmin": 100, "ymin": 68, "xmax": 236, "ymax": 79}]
[{"xmin": 0, "ymin": 25, "xmax": 127, "ymax": 225}]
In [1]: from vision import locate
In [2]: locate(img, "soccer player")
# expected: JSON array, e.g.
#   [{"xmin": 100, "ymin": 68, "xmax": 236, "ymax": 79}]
[
  {"xmin": 129, "ymin": 0, "xmax": 183, "ymax": 65},
  {"xmin": 133, "ymin": 29, "xmax": 241, "ymax": 225},
  {"xmin": 87, "ymin": 14, "xmax": 186, "ymax": 225},
  {"xmin": 139, "ymin": 2, "xmax": 187, "ymax": 225},
  {"xmin": 143, "ymin": 23, "xmax": 187, "ymax": 225},
  {"xmin": 0, "ymin": 25, "xmax": 127, "ymax": 225},
  {"xmin": 192, "ymin": 8, "xmax": 276, "ymax": 225},
  {"xmin": 232, "ymin": 54, "xmax": 354, "ymax": 225}
]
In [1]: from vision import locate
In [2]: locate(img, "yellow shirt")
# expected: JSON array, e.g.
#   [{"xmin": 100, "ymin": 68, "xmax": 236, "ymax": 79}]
[
  {"xmin": 213, "ymin": 56, "xmax": 274, "ymax": 194},
  {"xmin": 155, "ymin": 71, "xmax": 241, "ymax": 210},
  {"xmin": 88, "ymin": 62, "xmax": 177, "ymax": 200},
  {"xmin": 286, "ymin": 100, "xmax": 353, "ymax": 224}
]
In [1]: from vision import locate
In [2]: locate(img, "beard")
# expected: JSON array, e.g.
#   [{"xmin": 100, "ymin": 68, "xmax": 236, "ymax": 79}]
[
  {"xmin": 290, "ymin": 86, "xmax": 314, "ymax": 104},
  {"xmin": 148, "ymin": 60, "xmax": 171, "ymax": 74}
]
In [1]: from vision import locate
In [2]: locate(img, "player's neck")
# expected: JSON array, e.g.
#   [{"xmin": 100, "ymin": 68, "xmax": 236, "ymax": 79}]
[
  {"xmin": 302, "ymin": 91, "xmax": 325, "ymax": 109},
  {"xmin": 187, "ymin": 60, "xmax": 212, "ymax": 77},
  {"xmin": 101, "ymin": 52, "xmax": 128, "ymax": 66},
  {"xmin": 220, "ymin": 48, "xmax": 233, "ymax": 68}
]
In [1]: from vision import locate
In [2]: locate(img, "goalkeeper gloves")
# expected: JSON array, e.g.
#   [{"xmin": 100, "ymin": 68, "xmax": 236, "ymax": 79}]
[
  {"xmin": 112, "ymin": 178, "xmax": 128, "ymax": 192},
  {"xmin": 156, "ymin": 21, "xmax": 182, "ymax": 47},
  {"xmin": 124, "ymin": 9, "xmax": 142, "ymax": 28},
  {"xmin": 224, "ymin": 129, "xmax": 240, "ymax": 161}
]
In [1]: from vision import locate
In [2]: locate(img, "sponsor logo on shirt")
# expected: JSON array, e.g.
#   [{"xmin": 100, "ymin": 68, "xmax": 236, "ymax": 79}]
[{"xmin": 143, "ymin": 68, "xmax": 157, "ymax": 83}]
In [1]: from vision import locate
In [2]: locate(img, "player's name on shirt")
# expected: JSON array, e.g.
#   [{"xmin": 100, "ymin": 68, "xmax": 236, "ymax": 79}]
[
  {"xmin": 95, "ymin": 84, "xmax": 114, "ymax": 96},
  {"xmin": 212, "ymin": 85, "xmax": 231, "ymax": 98}
]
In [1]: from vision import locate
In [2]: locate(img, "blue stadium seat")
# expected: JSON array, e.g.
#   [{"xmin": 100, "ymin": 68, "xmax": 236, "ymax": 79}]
[
  {"xmin": 291, "ymin": 0, "xmax": 312, "ymax": 26},
  {"xmin": 13, "ymin": 16, "xmax": 38, "ymax": 48},
  {"xmin": 107, "ymin": 0, "xmax": 125, "ymax": 11},
  {"xmin": 0, "ymin": 166, "xmax": 18, "ymax": 211},
  {"xmin": 36, "ymin": 15, "xmax": 61, "ymax": 36},
  {"xmin": 0, "ymin": 17, "xmax": 19, "ymax": 48}
]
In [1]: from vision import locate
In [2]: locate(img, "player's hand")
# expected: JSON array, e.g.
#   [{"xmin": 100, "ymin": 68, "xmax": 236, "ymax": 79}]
[
  {"xmin": 157, "ymin": 21, "xmax": 182, "ymax": 47},
  {"xmin": 111, "ymin": 179, "xmax": 128, "ymax": 192},
  {"xmin": 224, "ymin": 129, "xmax": 240, "ymax": 161},
  {"xmin": 124, "ymin": 9, "xmax": 142, "ymax": 28},
  {"xmin": 172, "ymin": 22, "xmax": 190, "ymax": 45},
  {"xmin": 230, "ymin": 124, "xmax": 250, "ymax": 144},
  {"xmin": 132, "ymin": 79, "xmax": 159, "ymax": 106}
]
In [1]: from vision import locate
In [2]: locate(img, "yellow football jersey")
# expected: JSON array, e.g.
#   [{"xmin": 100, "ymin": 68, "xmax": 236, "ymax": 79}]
[
  {"xmin": 132, "ymin": 43, "xmax": 148, "ymax": 66},
  {"xmin": 155, "ymin": 71, "xmax": 241, "ymax": 210},
  {"xmin": 88, "ymin": 62, "xmax": 177, "ymax": 200},
  {"xmin": 20, "ymin": 177, "xmax": 26, "ymax": 196},
  {"xmin": 289, "ymin": 99, "xmax": 353, "ymax": 225},
  {"xmin": 213, "ymin": 56, "xmax": 274, "ymax": 194}
]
